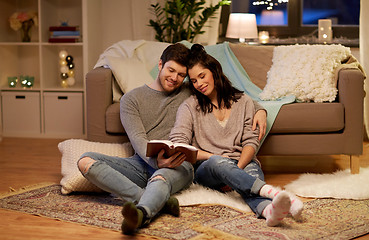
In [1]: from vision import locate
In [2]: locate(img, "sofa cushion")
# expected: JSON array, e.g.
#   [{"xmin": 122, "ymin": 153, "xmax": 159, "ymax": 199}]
[
  {"xmin": 106, "ymin": 103, "xmax": 125, "ymax": 133},
  {"xmin": 106, "ymin": 57, "xmax": 154, "ymax": 102},
  {"xmin": 229, "ymin": 43, "xmax": 274, "ymax": 89},
  {"xmin": 270, "ymin": 102, "xmax": 344, "ymax": 133},
  {"xmin": 259, "ymin": 44, "xmax": 351, "ymax": 103},
  {"xmin": 59, "ymin": 139, "xmax": 134, "ymax": 194}
]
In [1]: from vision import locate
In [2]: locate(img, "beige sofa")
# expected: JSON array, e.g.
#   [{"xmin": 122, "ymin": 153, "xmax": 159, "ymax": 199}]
[{"xmin": 85, "ymin": 43, "xmax": 365, "ymax": 174}]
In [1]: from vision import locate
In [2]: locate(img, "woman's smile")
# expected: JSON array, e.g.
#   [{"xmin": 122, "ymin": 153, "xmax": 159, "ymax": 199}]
[{"xmin": 199, "ymin": 85, "xmax": 208, "ymax": 93}]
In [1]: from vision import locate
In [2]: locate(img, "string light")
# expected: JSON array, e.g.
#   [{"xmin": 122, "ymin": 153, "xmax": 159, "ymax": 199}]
[
  {"xmin": 58, "ymin": 50, "xmax": 76, "ymax": 88},
  {"xmin": 252, "ymin": 0, "xmax": 288, "ymax": 10}
]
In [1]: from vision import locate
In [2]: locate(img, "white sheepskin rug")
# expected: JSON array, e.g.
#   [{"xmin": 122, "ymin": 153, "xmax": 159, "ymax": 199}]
[
  {"xmin": 285, "ymin": 167, "xmax": 369, "ymax": 200},
  {"xmin": 259, "ymin": 44, "xmax": 351, "ymax": 103},
  {"xmin": 174, "ymin": 167, "xmax": 369, "ymax": 212},
  {"xmin": 174, "ymin": 184, "xmax": 252, "ymax": 212}
]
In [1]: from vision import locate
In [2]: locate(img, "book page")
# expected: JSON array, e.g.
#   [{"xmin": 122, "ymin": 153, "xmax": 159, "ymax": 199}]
[
  {"xmin": 172, "ymin": 142, "xmax": 197, "ymax": 151},
  {"xmin": 149, "ymin": 140, "xmax": 173, "ymax": 147}
]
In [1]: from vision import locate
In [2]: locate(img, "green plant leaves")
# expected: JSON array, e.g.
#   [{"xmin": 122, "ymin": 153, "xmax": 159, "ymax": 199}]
[{"xmin": 148, "ymin": 0, "xmax": 231, "ymax": 43}]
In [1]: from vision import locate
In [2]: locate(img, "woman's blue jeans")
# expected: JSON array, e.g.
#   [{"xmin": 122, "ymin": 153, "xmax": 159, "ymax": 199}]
[
  {"xmin": 194, "ymin": 155, "xmax": 271, "ymax": 217},
  {"xmin": 78, "ymin": 152, "xmax": 194, "ymax": 219}
]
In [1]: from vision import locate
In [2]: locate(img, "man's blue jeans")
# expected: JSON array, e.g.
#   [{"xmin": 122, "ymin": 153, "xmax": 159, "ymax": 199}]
[
  {"xmin": 194, "ymin": 155, "xmax": 271, "ymax": 217},
  {"xmin": 78, "ymin": 152, "xmax": 194, "ymax": 219}
]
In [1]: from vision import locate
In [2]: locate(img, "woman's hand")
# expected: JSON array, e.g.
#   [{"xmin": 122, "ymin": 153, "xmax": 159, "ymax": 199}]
[
  {"xmin": 156, "ymin": 149, "xmax": 186, "ymax": 168},
  {"xmin": 237, "ymin": 146, "xmax": 255, "ymax": 169},
  {"xmin": 197, "ymin": 150, "xmax": 213, "ymax": 161},
  {"xmin": 253, "ymin": 110, "xmax": 267, "ymax": 141}
]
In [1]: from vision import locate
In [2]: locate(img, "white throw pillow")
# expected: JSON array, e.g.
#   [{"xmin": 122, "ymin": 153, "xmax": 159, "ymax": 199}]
[
  {"xmin": 58, "ymin": 139, "xmax": 134, "ymax": 194},
  {"xmin": 106, "ymin": 56, "xmax": 154, "ymax": 102},
  {"xmin": 259, "ymin": 44, "xmax": 351, "ymax": 102}
]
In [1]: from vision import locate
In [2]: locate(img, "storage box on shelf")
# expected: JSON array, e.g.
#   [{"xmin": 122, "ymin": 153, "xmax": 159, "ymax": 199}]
[
  {"xmin": 1, "ymin": 91, "xmax": 41, "ymax": 136},
  {"xmin": 0, "ymin": 0, "xmax": 99, "ymax": 139},
  {"xmin": 43, "ymin": 92, "xmax": 83, "ymax": 137}
]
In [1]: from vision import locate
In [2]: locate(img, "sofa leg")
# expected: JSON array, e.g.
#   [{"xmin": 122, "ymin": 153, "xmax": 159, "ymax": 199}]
[{"xmin": 350, "ymin": 155, "xmax": 360, "ymax": 174}]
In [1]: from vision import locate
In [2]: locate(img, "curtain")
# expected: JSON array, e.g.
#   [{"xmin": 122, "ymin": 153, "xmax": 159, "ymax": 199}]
[{"xmin": 360, "ymin": 0, "xmax": 369, "ymax": 139}]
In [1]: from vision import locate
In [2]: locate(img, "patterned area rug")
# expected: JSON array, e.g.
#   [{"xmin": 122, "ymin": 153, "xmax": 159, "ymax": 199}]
[{"xmin": 1, "ymin": 184, "xmax": 369, "ymax": 240}]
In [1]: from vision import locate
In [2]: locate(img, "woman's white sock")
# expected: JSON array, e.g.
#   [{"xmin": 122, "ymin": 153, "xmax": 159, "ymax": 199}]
[
  {"xmin": 260, "ymin": 184, "xmax": 303, "ymax": 220},
  {"xmin": 259, "ymin": 184, "xmax": 280, "ymax": 199},
  {"xmin": 262, "ymin": 191, "xmax": 291, "ymax": 227},
  {"xmin": 286, "ymin": 192, "xmax": 304, "ymax": 220}
]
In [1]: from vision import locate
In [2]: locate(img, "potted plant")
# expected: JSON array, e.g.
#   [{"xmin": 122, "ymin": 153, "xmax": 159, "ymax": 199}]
[{"xmin": 149, "ymin": 0, "xmax": 231, "ymax": 43}]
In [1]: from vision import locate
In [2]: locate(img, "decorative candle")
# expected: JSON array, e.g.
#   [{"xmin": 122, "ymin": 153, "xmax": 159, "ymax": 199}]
[
  {"xmin": 259, "ymin": 31, "xmax": 269, "ymax": 44},
  {"xmin": 8, "ymin": 76, "xmax": 18, "ymax": 87},
  {"xmin": 318, "ymin": 19, "xmax": 332, "ymax": 43}
]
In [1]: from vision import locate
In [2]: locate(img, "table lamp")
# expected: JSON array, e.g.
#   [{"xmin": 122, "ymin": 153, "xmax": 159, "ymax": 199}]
[{"xmin": 226, "ymin": 13, "xmax": 258, "ymax": 43}]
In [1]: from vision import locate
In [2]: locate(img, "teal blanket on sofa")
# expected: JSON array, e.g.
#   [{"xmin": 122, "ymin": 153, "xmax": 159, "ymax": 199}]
[{"xmin": 202, "ymin": 42, "xmax": 295, "ymax": 146}]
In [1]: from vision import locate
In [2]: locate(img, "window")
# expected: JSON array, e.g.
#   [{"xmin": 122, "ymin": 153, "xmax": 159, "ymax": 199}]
[
  {"xmin": 249, "ymin": 0, "xmax": 289, "ymax": 26},
  {"xmin": 302, "ymin": 0, "xmax": 360, "ymax": 25},
  {"xmin": 221, "ymin": 0, "xmax": 359, "ymax": 40}
]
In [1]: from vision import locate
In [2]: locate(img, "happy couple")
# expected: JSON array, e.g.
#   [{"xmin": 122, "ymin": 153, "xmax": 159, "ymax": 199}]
[{"xmin": 77, "ymin": 42, "xmax": 303, "ymax": 234}]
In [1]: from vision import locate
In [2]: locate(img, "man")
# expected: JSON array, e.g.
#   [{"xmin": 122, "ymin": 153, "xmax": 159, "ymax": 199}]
[{"xmin": 77, "ymin": 43, "xmax": 267, "ymax": 235}]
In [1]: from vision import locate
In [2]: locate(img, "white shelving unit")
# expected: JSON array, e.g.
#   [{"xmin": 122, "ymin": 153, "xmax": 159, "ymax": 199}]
[{"xmin": 0, "ymin": 0, "xmax": 102, "ymax": 139}]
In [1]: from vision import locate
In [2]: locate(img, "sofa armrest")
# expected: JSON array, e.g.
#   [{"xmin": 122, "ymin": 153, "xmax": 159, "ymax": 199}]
[
  {"xmin": 86, "ymin": 67, "xmax": 113, "ymax": 142},
  {"xmin": 337, "ymin": 68, "xmax": 366, "ymax": 154},
  {"xmin": 86, "ymin": 67, "xmax": 128, "ymax": 143}
]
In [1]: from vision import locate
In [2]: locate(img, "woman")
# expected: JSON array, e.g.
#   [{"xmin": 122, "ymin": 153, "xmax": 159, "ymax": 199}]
[{"xmin": 169, "ymin": 44, "xmax": 303, "ymax": 226}]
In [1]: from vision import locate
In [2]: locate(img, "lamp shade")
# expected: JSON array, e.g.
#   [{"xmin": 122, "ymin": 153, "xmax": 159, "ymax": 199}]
[{"xmin": 226, "ymin": 13, "xmax": 258, "ymax": 42}]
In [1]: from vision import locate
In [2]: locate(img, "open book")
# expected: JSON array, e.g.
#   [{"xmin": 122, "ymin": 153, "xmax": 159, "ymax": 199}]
[{"xmin": 146, "ymin": 140, "xmax": 198, "ymax": 164}]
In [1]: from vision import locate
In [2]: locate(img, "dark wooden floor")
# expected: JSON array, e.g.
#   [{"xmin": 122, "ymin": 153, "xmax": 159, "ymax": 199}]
[{"xmin": 0, "ymin": 137, "xmax": 368, "ymax": 240}]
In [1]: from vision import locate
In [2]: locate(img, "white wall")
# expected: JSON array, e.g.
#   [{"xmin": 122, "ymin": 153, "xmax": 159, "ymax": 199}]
[
  {"xmin": 97, "ymin": 0, "xmax": 221, "ymax": 51},
  {"xmin": 101, "ymin": 0, "xmax": 134, "ymax": 49},
  {"xmin": 360, "ymin": 0, "xmax": 369, "ymax": 139},
  {"xmin": 100, "ymin": 0, "xmax": 160, "ymax": 50}
]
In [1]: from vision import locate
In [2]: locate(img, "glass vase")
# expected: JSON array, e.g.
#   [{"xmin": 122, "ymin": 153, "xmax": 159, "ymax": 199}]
[{"xmin": 21, "ymin": 20, "xmax": 33, "ymax": 42}]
